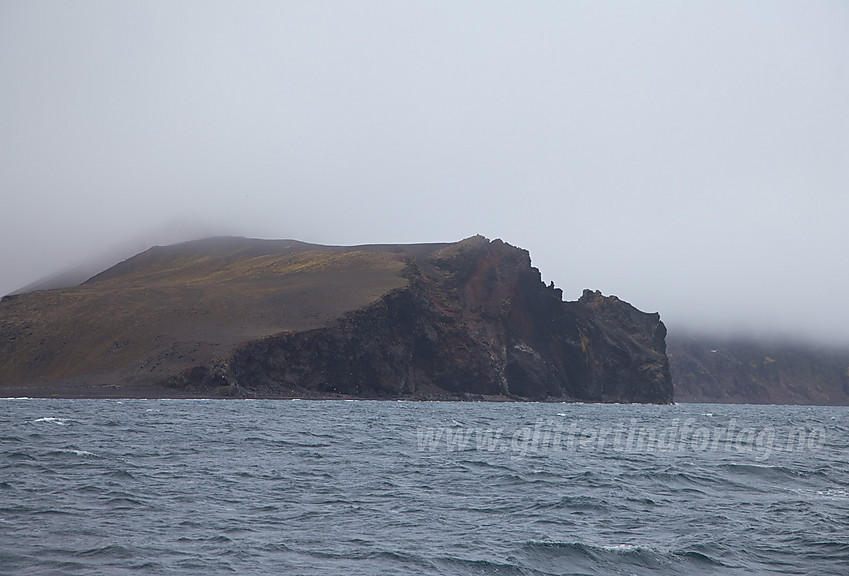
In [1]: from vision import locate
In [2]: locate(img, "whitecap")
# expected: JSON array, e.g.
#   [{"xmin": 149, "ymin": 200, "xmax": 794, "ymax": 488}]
[
  {"xmin": 816, "ymin": 488, "xmax": 849, "ymax": 499},
  {"xmin": 58, "ymin": 449, "xmax": 96, "ymax": 457},
  {"xmin": 598, "ymin": 543, "xmax": 643, "ymax": 553},
  {"xmin": 32, "ymin": 417, "xmax": 68, "ymax": 425}
]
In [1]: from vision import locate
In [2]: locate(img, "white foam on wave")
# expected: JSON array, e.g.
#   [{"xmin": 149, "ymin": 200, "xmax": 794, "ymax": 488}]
[
  {"xmin": 817, "ymin": 488, "xmax": 849, "ymax": 499},
  {"xmin": 598, "ymin": 543, "xmax": 644, "ymax": 553},
  {"xmin": 58, "ymin": 448, "xmax": 96, "ymax": 457},
  {"xmin": 32, "ymin": 417, "xmax": 68, "ymax": 425},
  {"xmin": 530, "ymin": 540, "xmax": 653, "ymax": 555}
]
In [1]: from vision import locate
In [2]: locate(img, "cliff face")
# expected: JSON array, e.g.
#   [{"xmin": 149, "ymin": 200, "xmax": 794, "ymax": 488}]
[
  {"xmin": 1, "ymin": 235, "xmax": 672, "ymax": 402},
  {"xmin": 172, "ymin": 236, "xmax": 672, "ymax": 402},
  {"xmin": 668, "ymin": 335, "xmax": 849, "ymax": 405}
]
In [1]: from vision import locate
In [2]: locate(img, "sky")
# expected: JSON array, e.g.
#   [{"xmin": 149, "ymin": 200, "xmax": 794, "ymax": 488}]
[{"xmin": 1, "ymin": 1, "xmax": 848, "ymax": 342}]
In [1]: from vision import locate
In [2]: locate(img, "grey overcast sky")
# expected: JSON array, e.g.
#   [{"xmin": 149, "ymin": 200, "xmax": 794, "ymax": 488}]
[{"xmin": 1, "ymin": 1, "xmax": 848, "ymax": 342}]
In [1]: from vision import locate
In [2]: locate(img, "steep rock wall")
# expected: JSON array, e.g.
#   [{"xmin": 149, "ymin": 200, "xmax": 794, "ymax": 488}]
[{"xmin": 172, "ymin": 237, "xmax": 672, "ymax": 402}]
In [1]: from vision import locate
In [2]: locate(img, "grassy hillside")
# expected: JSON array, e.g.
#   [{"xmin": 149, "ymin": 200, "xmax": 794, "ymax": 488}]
[{"xmin": 1, "ymin": 237, "xmax": 443, "ymax": 396}]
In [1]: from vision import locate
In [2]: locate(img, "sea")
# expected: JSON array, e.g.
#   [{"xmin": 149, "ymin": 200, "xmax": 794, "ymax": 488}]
[{"xmin": 1, "ymin": 399, "xmax": 847, "ymax": 576}]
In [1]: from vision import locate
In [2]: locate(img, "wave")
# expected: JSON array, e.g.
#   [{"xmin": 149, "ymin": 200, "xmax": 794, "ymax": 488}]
[
  {"xmin": 73, "ymin": 544, "xmax": 137, "ymax": 559},
  {"xmin": 527, "ymin": 495, "xmax": 610, "ymax": 513},
  {"xmin": 430, "ymin": 555, "xmax": 528, "ymax": 575},
  {"xmin": 519, "ymin": 540, "xmax": 730, "ymax": 574},
  {"xmin": 31, "ymin": 417, "xmax": 68, "ymax": 425},
  {"xmin": 815, "ymin": 488, "xmax": 849, "ymax": 499},
  {"xmin": 718, "ymin": 462, "xmax": 829, "ymax": 485},
  {"xmin": 1, "ymin": 399, "xmax": 847, "ymax": 575},
  {"xmin": 48, "ymin": 448, "xmax": 97, "ymax": 458}
]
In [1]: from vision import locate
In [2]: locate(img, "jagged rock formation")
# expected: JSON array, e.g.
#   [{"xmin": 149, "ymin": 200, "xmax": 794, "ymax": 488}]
[
  {"xmin": 169, "ymin": 236, "xmax": 672, "ymax": 402},
  {"xmin": 668, "ymin": 334, "xmax": 849, "ymax": 405},
  {"xmin": 1, "ymin": 235, "xmax": 672, "ymax": 402}
]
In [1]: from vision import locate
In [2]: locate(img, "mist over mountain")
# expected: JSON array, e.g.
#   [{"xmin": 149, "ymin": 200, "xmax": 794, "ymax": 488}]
[
  {"xmin": 2, "ymin": 2, "xmax": 848, "ymax": 344},
  {"xmin": 668, "ymin": 333, "xmax": 849, "ymax": 405}
]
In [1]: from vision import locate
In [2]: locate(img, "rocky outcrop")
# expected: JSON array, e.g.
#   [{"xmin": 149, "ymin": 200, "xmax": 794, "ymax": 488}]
[{"xmin": 171, "ymin": 236, "xmax": 673, "ymax": 402}]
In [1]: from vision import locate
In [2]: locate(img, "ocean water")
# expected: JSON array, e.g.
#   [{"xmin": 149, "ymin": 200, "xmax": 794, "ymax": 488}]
[{"xmin": 1, "ymin": 399, "xmax": 847, "ymax": 575}]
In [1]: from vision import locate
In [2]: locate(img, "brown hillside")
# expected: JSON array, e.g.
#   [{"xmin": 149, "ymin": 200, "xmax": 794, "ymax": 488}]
[{"xmin": 0, "ymin": 237, "xmax": 444, "ymax": 396}]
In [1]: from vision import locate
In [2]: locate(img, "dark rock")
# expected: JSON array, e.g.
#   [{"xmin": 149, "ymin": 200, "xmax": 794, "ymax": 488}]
[
  {"xmin": 1, "ymin": 235, "xmax": 672, "ymax": 402},
  {"xmin": 172, "ymin": 236, "xmax": 673, "ymax": 402}
]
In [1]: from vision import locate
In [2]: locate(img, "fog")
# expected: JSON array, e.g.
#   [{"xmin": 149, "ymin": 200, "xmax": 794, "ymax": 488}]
[{"xmin": 2, "ymin": 1, "xmax": 848, "ymax": 342}]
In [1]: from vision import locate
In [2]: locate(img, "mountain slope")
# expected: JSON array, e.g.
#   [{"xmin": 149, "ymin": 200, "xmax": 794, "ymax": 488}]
[{"xmin": 0, "ymin": 237, "xmax": 423, "ymax": 395}]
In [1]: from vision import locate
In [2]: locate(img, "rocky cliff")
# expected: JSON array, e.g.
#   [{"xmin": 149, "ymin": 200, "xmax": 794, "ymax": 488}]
[
  {"xmin": 168, "ymin": 236, "xmax": 672, "ymax": 402},
  {"xmin": 1, "ymin": 235, "xmax": 672, "ymax": 402}
]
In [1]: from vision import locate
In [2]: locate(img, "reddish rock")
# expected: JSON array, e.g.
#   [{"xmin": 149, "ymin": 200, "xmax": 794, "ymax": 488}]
[{"xmin": 174, "ymin": 236, "xmax": 673, "ymax": 402}]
